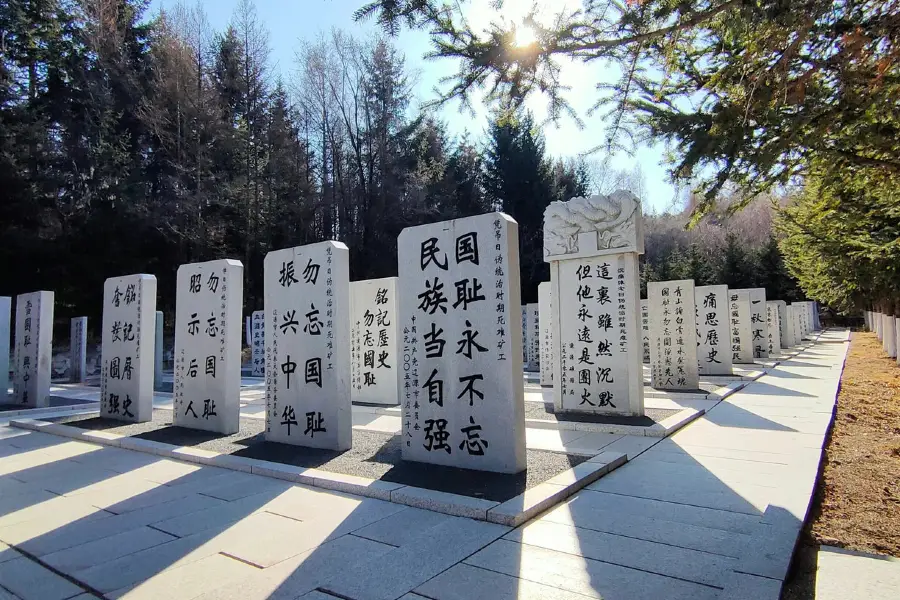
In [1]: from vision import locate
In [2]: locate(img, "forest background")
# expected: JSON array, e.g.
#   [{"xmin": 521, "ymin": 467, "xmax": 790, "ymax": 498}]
[{"xmin": 0, "ymin": 0, "xmax": 804, "ymax": 336}]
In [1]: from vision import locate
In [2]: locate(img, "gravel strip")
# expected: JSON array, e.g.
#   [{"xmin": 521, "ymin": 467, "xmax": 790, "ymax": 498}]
[{"xmin": 49, "ymin": 410, "xmax": 587, "ymax": 502}]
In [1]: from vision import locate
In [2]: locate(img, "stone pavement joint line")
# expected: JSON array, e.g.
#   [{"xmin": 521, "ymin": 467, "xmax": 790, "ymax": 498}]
[{"xmin": 0, "ymin": 331, "xmax": 842, "ymax": 600}]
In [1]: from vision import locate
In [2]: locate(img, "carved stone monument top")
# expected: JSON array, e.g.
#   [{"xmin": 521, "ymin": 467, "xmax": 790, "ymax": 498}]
[{"xmin": 543, "ymin": 190, "xmax": 644, "ymax": 261}]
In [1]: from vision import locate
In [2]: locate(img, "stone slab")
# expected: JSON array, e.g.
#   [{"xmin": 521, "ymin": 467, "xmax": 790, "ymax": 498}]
[
  {"xmin": 321, "ymin": 517, "xmax": 509, "ymax": 600},
  {"xmin": 352, "ymin": 506, "xmax": 454, "ymax": 547},
  {"xmin": 485, "ymin": 482, "xmax": 569, "ymax": 527},
  {"xmin": 264, "ymin": 242, "xmax": 350, "ymax": 449},
  {"xmin": 0, "ymin": 297, "xmax": 10, "ymax": 398},
  {"xmin": 42, "ymin": 525, "xmax": 176, "ymax": 574},
  {"xmin": 719, "ymin": 571, "xmax": 783, "ymax": 600},
  {"xmin": 695, "ymin": 284, "xmax": 732, "ymax": 375},
  {"xmin": 149, "ymin": 490, "xmax": 279, "ymax": 538},
  {"xmin": 417, "ymin": 562, "xmax": 596, "ymax": 600},
  {"xmin": 350, "ymin": 277, "xmax": 399, "ymax": 405},
  {"xmin": 506, "ymin": 520, "xmax": 734, "ymax": 587},
  {"xmin": 465, "ymin": 538, "xmax": 719, "ymax": 600},
  {"xmin": 648, "ymin": 280, "xmax": 700, "ymax": 390},
  {"xmin": 190, "ymin": 535, "xmax": 393, "ymax": 600},
  {"xmin": 13, "ymin": 291, "xmax": 54, "ymax": 407},
  {"xmin": 0, "ymin": 556, "xmax": 84, "ymax": 600},
  {"xmin": 815, "ymin": 545, "xmax": 900, "ymax": 600},
  {"xmin": 107, "ymin": 552, "xmax": 259, "ymax": 600}
]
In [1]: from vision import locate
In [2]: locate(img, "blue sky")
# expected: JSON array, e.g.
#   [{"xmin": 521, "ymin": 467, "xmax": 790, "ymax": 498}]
[{"xmin": 147, "ymin": 0, "xmax": 680, "ymax": 213}]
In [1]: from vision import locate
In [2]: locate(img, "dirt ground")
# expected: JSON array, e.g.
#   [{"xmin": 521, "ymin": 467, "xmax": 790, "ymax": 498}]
[{"xmin": 781, "ymin": 331, "xmax": 900, "ymax": 599}]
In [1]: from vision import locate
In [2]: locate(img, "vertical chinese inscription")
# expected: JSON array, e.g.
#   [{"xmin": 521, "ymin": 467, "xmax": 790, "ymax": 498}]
[
  {"xmin": 748, "ymin": 288, "xmax": 769, "ymax": 359},
  {"xmin": 695, "ymin": 285, "xmax": 732, "ymax": 376},
  {"xmin": 101, "ymin": 274, "xmax": 157, "ymax": 423},
  {"xmin": 641, "ymin": 300, "xmax": 650, "ymax": 363},
  {"xmin": 774, "ymin": 301, "xmax": 791, "ymax": 348},
  {"xmin": 14, "ymin": 291, "xmax": 53, "ymax": 407},
  {"xmin": 350, "ymin": 277, "xmax": 399, "ymax": 406},
  {"xmin": 251, "ymin": 310, "xmax": 265, "ymax": 377},
  {"xmin": 729, "ymin": 290, "xmax": 754, "ymax": 364},
  {"xmin": 648, "ymin": 280, "xmax": 700, "ymax": 390},
  {"xmin": 70, "ymin": 316, "xmax": 88, "ymax": 383},
  {"xmin": 766, "ymin": 301, "xmax": 782, "ymax": 356},
  {"xmin": 538, "ymin": 282, "xmax": 553, "ymax": 386},
  {"xmin": 265, "ymin": 242, "xmax": 350, "ymax": 450},
  {"xmin": 557, "ymin": 256, "xmax": 641, "ymax": 412},
  {"xmin": 398, "ymin": 212, "xmax": 526, "ymax": 473},
  {"xmin": 173, "ymin": 259, "xmax": 243, "ymax": 434},
  {"xmin": 525, "ymin": 303, "xmax": 540, "ymax": 372}
]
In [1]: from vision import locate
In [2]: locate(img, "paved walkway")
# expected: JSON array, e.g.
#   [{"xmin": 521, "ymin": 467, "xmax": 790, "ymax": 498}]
[
  {"xmin": 0, "ymin": 333, "xmax": 847, "ymax": 599},
  {"xmin": 815, "ymin": 545, "xmax": 900, "ymax": 599}
]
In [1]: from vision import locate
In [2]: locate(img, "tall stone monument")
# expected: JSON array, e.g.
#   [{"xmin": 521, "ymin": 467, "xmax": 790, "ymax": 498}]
[
  {"xmin": 101, "ymin": 275, "xmax": 157, "ymax": 422},
  {"xmin": 729, "ymin": 290, "xmax": 754, "ymax": 363},
  {"xmin": 766, "ymin": 301, "xmax": 782, "ymax": 356},
  {"xmin": 14, "ymin": 291, "xmax": 54, "ymax": 407},
  {"xmin": 525, "ymin": 303, "xmax": 540, "ymax": 372},
  {"xmin": 521, "ymin": 307, "xmax": 527, "ymax": 363},
  {"xmin": 250, "ymin": 310, "xmax": 265, "ymax": 377},
  {"xmin": 0, "ymin": 297, "xmax": 10, "ymax": 398},
  {"xmin": 154, "ymin": 311, "xmax": 164, "ymax": 390},
  {"xmin": 350, "ymin": 277, "xmax": 399, "ymax": 406},
  {"xmin": 544, "ymin": 192, "xmax": 645, "ymax": 415},
  {"xmin": 748, "ymin": 288, "xmax": 769, "ymax": 359},
  {"xmin": 789, "ymin": 304, "xmax": 803, "ymax": 344},
  {"xmin": 695, "ymin": 285, "xmax": 732, "ymax": 376},
  {"xmin": 774, "ymin": 300, "xmax": 791, "ymax": 348},
  {"xmin": 399, "ymin": 212, "xmax": 525, "ymax": 473},
  {"xmin": 641, "ymin": 299, "xmax": 650, "ymax": 363},
  {"xmin": 649, "ymin": 280, "xmax": 700, "ymax": 390},
  {"xmin": 173, "ymin": 259, "xmax": 243, "ymax": 434},
  {"xmin": 70, "ymin": 317, "xmax": 88, "ymax": 383},
  {"xmin": 265, "ymin": 242, "xmax": 350, "ymax": 450},
  {"xmin": 538, "ymin": 282, "xmax": 553, "ymax": 386}
]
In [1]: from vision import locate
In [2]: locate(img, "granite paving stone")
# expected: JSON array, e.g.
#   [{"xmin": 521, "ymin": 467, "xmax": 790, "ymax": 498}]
[
  {"xmin": 0, "ymin": 556, "xmax": 85, "ymax": 600},
  {"xmin": 107, "ymin": 553, "xmax": 259, "ymax": 600},
  {"xmin": 42, "ymin": 526, "xmax": 176, "ymax": 574},
  {"xmin": 464, "ymin": 539, "xmax": 720, "ymax": 600},
  {"xmin": 351, "ymin": 507, "xmax": 453, "ymax": 547},
  {"xmin": 507, "ymin": 520, "xmax": 735, "ymax": 587},
  {"xmin": 148, "ymin": 490, "xmax": 281, "ymax": 538},
  {"xmin": 416, "ymin": 563, "xmax": 597, "ymax": 600}
]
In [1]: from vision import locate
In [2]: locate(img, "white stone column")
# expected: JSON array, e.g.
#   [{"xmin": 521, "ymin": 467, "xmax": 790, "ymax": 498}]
[
  {"xmin": 884, "ymin": 313, "xmax": 897, "ymax": 358},
  {"xmin": 641, "ymin": 299, "xmax": 650, "ymax": 364},
  {"xmin": 774, "ymin": 301, "xmax": 791, "ymax": 348},
  {"xmin": 173, "ymin": 259, "xmax": 243, "ymax": 434},
  {"xmin": 154, "ymin": 311, "xmax": 164, "ymax": 390},
  {"xmin": 695, "ymin": 285, "xmax": 732, "ymax": 376},
  {"xmin": 545, "ymin": 192, "xmax": 645, "ymax": 416},
  {"xmin": 789, "ymin": 304, "xmax": 804, "ymax": 344},
  {"xmin": 766, "ymin": 302, "xmax": 782, "ymax": 356},
  {"xmin": 525, "ymin": 303, "xmax": 540, "ymax": 372},
  {"xmin": 101, "ymin": 275, "xmax": 157, "ymax": 422},
  {"xmin": 399, "ymin": 212, "xmax": 525, "ymax": 473},
  {"xmin": 350, "ymin": 277, "xmax": 399, "ymax": 406},
  {"xmin": 245, "ymin": 316, "xmax": 252, "ymax": 347},
  {"xmin": 649, "ymin": 280, "xmax": 700, "ymax": 390},
  {"xmin": 265, "ymin": 242, "xmax": 350, "ymax": 449},
  {"xmin": 729, "ymin": 290, "xmax": 754, "ymax": 363},
  {"xmin": 69, "ymin": 317, "xmax": 88, "ymax": 383},
  {"xmin": 538, "ymin": 282, "xmax": 553, "ymax": 386},
  {"xmin": 14, "ymin": 291, "xmax": 53, "ymax": 407},
  {"xmin": 747, "ymin": 288, "xmax": 769, "ymax": 359},
  {"xmin": 0, "ymin": 297, "xmax": 10, "ymax": 398}
]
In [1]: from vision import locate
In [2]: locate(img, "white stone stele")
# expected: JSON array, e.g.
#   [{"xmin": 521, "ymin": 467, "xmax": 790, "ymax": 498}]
[
  {"xmin": 538, "ymin": 282, "xmax": 553, "ymax": 386},
  {"xmin": 648, "ymin": 280, "xmax": 700, "ymax": 390},
  {"xmin": 525, "ymin": 303, "xmax": 540, "ymax": 372},
  {"xmin": 245, "ymin": 316, "xmax": 252, "ymax": 347},
  {"xmin": 774, "ymin": 301, "xmax": 791, "ymax": 348},
  {"xmin": 766, "ymin": 301, "xmax": 782, "ymax": 356},
  {"xmin": 544, "ymin": 192, "xmax": 645, "ymax": 417},
  {"xmin": 729, "ymin": 290, "xmax": 754, "ymax": 364},
  {"xmin": 264, "ymin": 242, "xmax": 350, "ymax": 450},
  {"xmin": 747, "ymin": 288, "xmax": 769, "ymax": 359},
  {"xmin": 101, "ymin": 274, "xmax": 157, "ymax": 423},
  {"xmin": 521, "ymin": 306, "xmax": 527, "ymax": 362},
  {"xmin": 154, "ymin": 311, "xmax": 164, "ymax": 389},
  {"xmin": 349, "ymin": 277, "xmax": 399, "ymax": 406},
  {"xmin": 250, "ymin": 310, "xmax": 265, "ymax": 377},
  {"xmin": 399, "ymin": 212, "xmax": 526, "ymax": 474},
  {"xmin": 641, "ymin": 299, "xmax": 650, "ymax": 363},
  {"xmin": 70, "ymin": 316, "xmax": 88, "ymax": 383},
  {"xmin": 0, "ymin": 297, "xmax": 10, "ymax": 397},
  {"xmin": 788, "ymin": 304, "xmax": 803, "ymax": 344},
  {"xmin": 694, "ymin": 285, "xmax": 732, "ymax": 376},
  {"xmin": 13, "ymin": 291, "xmax": 53, "ymax": 407},
  {"xmin": 173, "ymin": 259, "xmax": 243, "ymax": 434}
]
